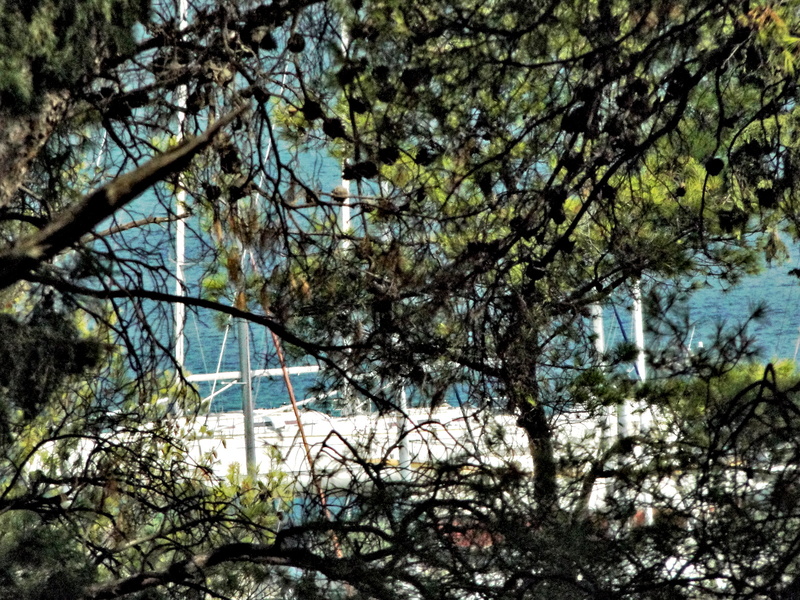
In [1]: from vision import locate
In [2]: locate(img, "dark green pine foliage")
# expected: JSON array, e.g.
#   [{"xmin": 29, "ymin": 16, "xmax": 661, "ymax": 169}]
[
  {"xmin": 0, "ymin": 512, "xmax": 96, "ymax": 600},
  {"xmin": 0, "ymin": 295, "xmax": 100, "ymax": 435},
  {"xmin": 0, "ymin": 0, "xmax": 149, "ymax": 112}
]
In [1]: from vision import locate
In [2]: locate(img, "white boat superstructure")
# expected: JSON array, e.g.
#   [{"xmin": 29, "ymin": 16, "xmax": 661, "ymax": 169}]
[{"xmin": 189, "ymin": 403, "xmax": 535, "ymax": 485}]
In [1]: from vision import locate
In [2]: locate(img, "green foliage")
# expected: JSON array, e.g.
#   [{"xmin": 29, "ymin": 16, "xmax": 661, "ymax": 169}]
[
  {"xmin": 657, "ymin": 359, "xmax": 800, "ymax": 424},
  {"xmin": 0, "ymin": 296, "xmax": 101, "ymax": 436},
  {"xmin": 0, "ymin": 0, "xmax": 148, "ymax": 111},
  {"xmin": 6, "ymin": 0, "xmax": 800, "ymax": 598},
  {"xmin": 0, "ymin": 512, "xmax": 95, "ymax": 600}
]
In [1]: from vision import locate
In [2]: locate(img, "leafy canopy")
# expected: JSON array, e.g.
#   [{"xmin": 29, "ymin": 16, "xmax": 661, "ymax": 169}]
[{"xmin": 2, "ymin": 0, "xmax": 800, "ymax": 598}]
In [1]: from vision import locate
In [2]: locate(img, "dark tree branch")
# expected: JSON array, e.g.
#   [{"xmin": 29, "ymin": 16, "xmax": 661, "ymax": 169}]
[
  {"xmin": 0, "ymin": 105, "xmax": 246, "ymax": 291},
  {"xmin": 84, "ymin": 539, "xmax": 399, "ymax": 600},
  {"xmin": 86, "ymin": 214, "xmax": 185, "ymax": 240}
]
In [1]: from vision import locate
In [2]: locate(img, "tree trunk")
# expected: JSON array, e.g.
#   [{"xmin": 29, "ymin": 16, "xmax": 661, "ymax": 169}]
[
  {"xmin": 0, "ymin": 91, "xmax": 70, "ymax": 208},
  {"xmin": 515, "ymin": 395, "xmax": 557, "ymax": 511}
]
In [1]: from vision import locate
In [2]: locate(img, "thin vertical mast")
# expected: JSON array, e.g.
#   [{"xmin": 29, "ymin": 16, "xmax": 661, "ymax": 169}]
[
  {"xmin": 590, "ymin": 303, "xmax": 605, "ymax": 358},
  {"xmin": 632, "ymin": 279, "xmax": 646, "ymax": 384},
  {"xmin": 632, "ymin": 278, "xmax": 653, "ymax": 524},
  {"xmin": 339, "ymin": 26, "xmax": 352, "ymax": 241},
  {"xmin": 174, "ymin": 0, "xmax": 188, "ymax": 369},
  {"xmin": 237, "ymin": 300, "xmax": 256, "ymax": 474},
  {"xmin": 632, "ymin": 279, "xmax": 651, "ymax": 433},
  {"xmin": 339, "ymin": 25, "xmax": 353, "ymax": 410},
  {"xmin": 592, "ymin": 302, "xmax": 617, "ymax": 509},
  {"xmin": 590, "ymin": 303, "xmax": 614, "ymax": 446}
]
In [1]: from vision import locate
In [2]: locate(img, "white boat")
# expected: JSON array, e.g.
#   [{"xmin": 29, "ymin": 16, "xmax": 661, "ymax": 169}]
[{"xmin": 185, "ymin": 396, "xmax": 533, "ymax": 484}]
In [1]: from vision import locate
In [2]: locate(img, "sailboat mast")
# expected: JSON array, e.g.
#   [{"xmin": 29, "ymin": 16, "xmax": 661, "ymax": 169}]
[
  {"xmin": 590, "ymin": 304, "xmax": 605, "ymax": 355},
  {"xmin": 175, "ymin": 202, "xmax": 186, "ymax": 367},
  {"xmin": 632, "ymin": 279, "xmax": 651, "ymax": 434},
  {"xmin": 632, "ymin": 279, "xmax": 654, "ymax": 523},
  {"xmin": 237, "ymin": 312, "xmax": 257, "ymax": 474},
  {"xmin": 339, "ymin": 27, "xmax": 352, "ymax": 239},
  {"xmin": 174, "ymin": 0, "xmax": 188, "ymax": 369},
  {"xmin": 632, "ymin": 279, "xmax": 646, "ymax": 384},
  {"xmin": 590, "ymin": 303, "xmax": 615, "ymax": 448}
]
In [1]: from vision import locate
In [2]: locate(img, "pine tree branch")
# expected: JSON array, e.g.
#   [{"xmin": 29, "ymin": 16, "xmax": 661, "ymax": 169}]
[
  {"xmin": 84, "ymin": 541, "xmax": 398, "ymax": 600},
  {"xmin": 0, "ymin": 105, "xmax": 246, "ymax": 291}
]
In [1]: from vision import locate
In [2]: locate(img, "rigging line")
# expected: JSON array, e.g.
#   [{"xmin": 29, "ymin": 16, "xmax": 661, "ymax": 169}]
[
  {"xmin": 270, "ymin": 328, "xmax": 343, "ymax": 558},
  {"xmin": 208, "ymin": 323, "xmax": 231, "ymax": 411},
  {"xmin": 611, "ymin": 303, "xmax": 629, "ymax": 343},
  {"xmin": 94, "ymin": 131, "xmax": 107, "ymax": 170},
  {"xmin": 611, "ymin": 302, "xmax": 642, "ymax": 380},
  {"xmin": 192, "ymin": 314, "xmax": 209, "ymax": 376},
  {"xmin": 604, "ymin": 316, "xmax": 619, "ymax": 353}
]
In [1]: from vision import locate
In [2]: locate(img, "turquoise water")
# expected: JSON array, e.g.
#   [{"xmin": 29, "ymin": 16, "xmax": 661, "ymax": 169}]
[
  {"xmin": 691, "ymin": 264, "xmax": 800, "ymax": 360},
  {"xmin": 184, "ymin": 257, "xmax": 800, "ymax": 413},
  {"xmin": 118, "ymin": 184, "xmax": 800, "ymax": 412}
]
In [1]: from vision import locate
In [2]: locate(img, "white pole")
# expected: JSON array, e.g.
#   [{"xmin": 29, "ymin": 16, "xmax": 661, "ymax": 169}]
[
  {"xmin": 397, "ymin": 387, "xmax": 410, "ymax": 478},
  {"xmin": 591, "ymin": 303, "xmax": 616, "ymax": 448},
  {"xmin": 632, "ymin": 280, "xmax": 654, "ymax": 524},
  {"xmin": 632, "ymin": 279, "xmax": 652, "ymax": 434},
  {"xmin": 632, "ymin": 280, "xmax": 646, "ymax": 384},
  {"xmin": 174, "ymin": 0, "xmax": 188, "ymax": 370},
  {"xmin": 237, "ymin": 316, "xmax": 257, "ymax": 474},
  {"xmin": 590, "ymin": 303, "xmax": 605, "ymax": 357},
  {"xmin": 591, "ymin": 303, "xmax": 621, "ymax": 513},
  {"xmin": 338, "ymin": 178, "xmax": 352, "ymax": 250},
  {"xmin": 339, "ymin": 26, "xmax": 352, "ymax": 243},
  {"xmin": 175, "ymin": 202, "xmax": 186, "ymax": 368}
]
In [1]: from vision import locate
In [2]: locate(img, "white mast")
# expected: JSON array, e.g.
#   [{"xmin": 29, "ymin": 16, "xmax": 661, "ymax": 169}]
[
  {"xmin": 339, "ymin": 25, "xmax": 352, "ymax": 241},
  {"xmin": 632, "ymin": 279, "xmax": 654, "ymax": 524},
  {"xmin": 174, "ymin": 0, "xmax": 188, "ymax": 369},
  {"xmin": 397, "ymin": 387, "xmax": 410, "ymax": 478},
  {"xmin": 590, "ymin": 303, "xmax": 605, "ymax": 357},
  {"xmin": 174, "ymin": 198, "xmax": 186, "ymax": 368},
  {"xmin": 237, "ymin": 307, "xmax": 257, "ymax": 474},
  {"xmin": 632, "ymin": 279, "xmax": 651, "ymax": 433},
  {"xmin": 338, "ymin": 25, "xmax": 355, "ymax": 412},
  {"xmin": 590, "ymin": 303, "xmax": 616, "ymax": 448},
  {"xmin": 616, "ymin": 280, "xmax": 647, "ymax": 438},
  {"xmin": 632, "ymin": 279, "xmax": 646, "ymax": 385}
]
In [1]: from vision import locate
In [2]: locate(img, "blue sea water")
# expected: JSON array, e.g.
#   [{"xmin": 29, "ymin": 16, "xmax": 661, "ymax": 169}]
[
  {"xmin": 690, "ymin": 262, "xmax": 800, "ymax": 360},
  {"xmin": 600, "ymin": 255, "xmax": 800, "ymax": 380},
  {"xmin": 178, "ymin": 256, "xmax": 800, "ymax": 413},
  {"xmin": 118, "ymin": 179, "xmax": 800, "ymax": 413}
]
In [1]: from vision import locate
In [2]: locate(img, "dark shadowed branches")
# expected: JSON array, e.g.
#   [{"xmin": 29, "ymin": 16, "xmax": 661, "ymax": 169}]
[{"xmin": 3, "ymin": 0, "xmax": 800, "ymax": 598}]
